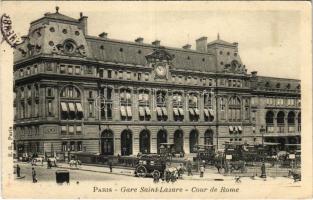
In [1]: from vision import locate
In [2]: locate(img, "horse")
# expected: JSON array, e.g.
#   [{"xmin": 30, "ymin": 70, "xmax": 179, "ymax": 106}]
[
  {"xmin": 69, "ymin": 160, "xmax": 82, "ymax": 168},
  {"xmin": 288, "ymin": 170, "xmax": 301, "ymax": 182},
  {"xmin": 47, "ymin": 157, "xmax": 58, "ymax": 167},
  {"xmin": 31, "ymin": 157, "xmax": 44, "ymax": 166}
]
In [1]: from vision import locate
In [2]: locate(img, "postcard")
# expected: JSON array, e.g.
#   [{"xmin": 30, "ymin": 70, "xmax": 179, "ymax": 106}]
[{"xmin": 1, "ymin": 1, "xmax": 312, "ymax": 199}]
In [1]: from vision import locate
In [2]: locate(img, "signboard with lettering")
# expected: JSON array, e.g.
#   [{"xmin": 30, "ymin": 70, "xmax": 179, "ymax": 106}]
[{"xmin": 226, "ymin": 155, "xmax": 232, "ymax": 160}]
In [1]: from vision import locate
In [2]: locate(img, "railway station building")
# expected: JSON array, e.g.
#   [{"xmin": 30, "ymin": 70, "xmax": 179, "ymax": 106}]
[{"xmin": 13, "ymin": 9, "xmax": 301, "ymax": 158}]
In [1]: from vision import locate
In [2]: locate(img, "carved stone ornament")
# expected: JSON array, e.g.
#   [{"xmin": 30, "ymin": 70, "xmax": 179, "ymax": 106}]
[
  {"xmin": 55, "ymin": 39, "xmax": 86, "ymax": 57},
  {"xmin": 145, "ymin": 47, "xmax": 174, "ymax": 63}
]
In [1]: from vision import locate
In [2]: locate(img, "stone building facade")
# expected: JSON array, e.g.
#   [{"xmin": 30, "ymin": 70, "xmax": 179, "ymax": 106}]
[{"xmin": 13, "ymin": 9, "xmax": 301, "ymax": 157}]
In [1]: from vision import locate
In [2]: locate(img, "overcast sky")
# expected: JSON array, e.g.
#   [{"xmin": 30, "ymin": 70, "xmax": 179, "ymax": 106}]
[{"xmin": 2, "ymin": 1, "xmax": 309, "ymax": 79}]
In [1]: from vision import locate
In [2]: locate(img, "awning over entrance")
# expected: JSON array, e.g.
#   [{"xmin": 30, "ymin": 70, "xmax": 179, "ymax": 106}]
[
  {"xmin": 162, "ymin": 107, "xmax": 168, "ymax": 116},
  {"xmin": 139, "ymin": 107, "xmax": 145, "ymax": 116},
  {"xmin": 178, "ymin": 108, "xmax": 184, "ymax": 116},
  {"xmin": 68, "ymin": 103, "xmax": 75, "ymax": 112},
  {"xmin": 194, "ymin": 108, "xmax": 200, "ymax": 116},
  {"xmin": 209, "ymin": 109, "xmax": 214, "ymax": 116},
  {"xmin": 229, "ymin": 126, "xmax": 233, "ymax": 132},
  {"xmin": 120, "ymin": 106, "xmax": 126, "ymax": 117},
  {"xmin": 145, "ymin": 107, "xmax": 151, "ymax": 116},
  {"xmin": 237, "ymin": 126, "xmax": 242, "ymax": 132},
  {"xmin": 126, "ymin": 106, "xmax": 132, "ymax": 117},
  {"xmin": 76, "ymin": 103, "xmax": 83, "ymax": 113},
  {"xmin": 61, "ymin": 102, "xmax": 68, "ymax": 112},
  {"xmin": 204, "ymin": 109, "xmax": 209, "ymax": 117},
  {"xmin": 189, "ymin": 108, "xmax": 195, "ymax": 115},
  {"xmin": 156, "ymin": 107, "xmax": 162, "ymax": 116},
  {"xmin": 173, "ymin": 108, "xmax": 179, "ymax": 116}
]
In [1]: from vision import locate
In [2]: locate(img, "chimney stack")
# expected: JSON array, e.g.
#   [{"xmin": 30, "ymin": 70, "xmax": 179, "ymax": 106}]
[
  {"xmin": 135, "ymin": 37, "xmax": 144, "ymax": 43},
  {"xmin": 182, "ymin": 44, "xmax": 191, "ymax": 50},
  {"xmin": 251, "ymin": 71, "xmax": 258, "ymax": 77},
  {"xmin": 152, "ymin": 40, "xmax": 160, "ymax": 46},
  {"xmin": 196, "ymin": 37, "xmax": 207, "ymax": 53},
  {"xmin": 99, "ymin": 32, "xmax": 108, "ymax": 39},
  {"xmin": 79, "ymin": 12, "xmax": 88, "ymax": 35}
]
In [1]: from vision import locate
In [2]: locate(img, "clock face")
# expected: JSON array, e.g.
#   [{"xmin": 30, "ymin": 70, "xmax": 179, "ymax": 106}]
[{"xmin": 155, "ymin": 65, "xmax": 167, "ymax": 77}]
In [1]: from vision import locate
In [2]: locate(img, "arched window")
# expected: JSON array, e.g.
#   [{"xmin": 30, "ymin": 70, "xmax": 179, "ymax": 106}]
[
  {"xmin": 277, "ymin": 111, "xmax": 285, "ymax": 133},
  {"xmin": 189, "ymin": 130, "xmax": 199, "ymax": 153},
  {"xmin": 265, "ymin": 111, "xmax": 274, "ymax": 124},
  {"xmin": 204, "ymin": 129, "xmax": 214, "ymax": 145},
  {"xmin": 157, "ymin": 130, "xmax": 167, "ymax": 154},
  {"xmin": 228, "ymin": 96, "xmax": 241, "ymax": 122},
  {"xmin": 174, "ymin": 130, "xmax": 184, "ymax": 154},
  {"xmin": 101, "ymin": 129, "xmax": 114, "ymax": 155},
  {"xmin": 121, "ymin": 130, "xmax": 132, "ymax": 156},
  {"xmin": 287, "ymin": 112, "xmax": 295, "ymax": 124},
  {"xmin": 60, "ymin": 85, "xmax": 83, "ymax": 120},
  {"xmin": 277, "ymin": 111, "xmax": 285, "ymax": 124},
  {"xmin": 139, "ymin": 130, "xmax": 150, "ymax": 154}
]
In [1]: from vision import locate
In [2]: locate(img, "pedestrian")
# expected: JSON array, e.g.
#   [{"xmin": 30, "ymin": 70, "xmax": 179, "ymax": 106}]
[
  {"xmin": 200, "ymin": 165, "xmax": 205, "ymax": 178},
  {"xmin": 109, "ymin": 161, "xmax": 113, "ymax": 173},
  {"xmin": 187, "ymin": 161, "xmax": 192, "ymax": 176},
  {"xmin": 47, "ymin": 158, "xmax": 51, "ymax": 169},
  {"xmin": 16, "ymin": 164, "xmax": 21, "ymax": 177},
  {"xmin": 32, "ymin": 167, "xmax": 37, "ymax": 183}
]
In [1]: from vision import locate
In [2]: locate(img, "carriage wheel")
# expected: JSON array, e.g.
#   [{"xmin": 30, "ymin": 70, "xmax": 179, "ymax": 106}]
[
  {"xmin": 136, "ymin": 166, "xmax": 147, "ymax": 178},
  {"xmin": 152, "ymin": 170, "xmax": 161, "ymax": 179}
]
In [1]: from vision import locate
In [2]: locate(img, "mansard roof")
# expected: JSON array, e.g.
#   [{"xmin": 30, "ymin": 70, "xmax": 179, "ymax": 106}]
[
  {"xmin": 256, "ymin": 76, "xmax": 300, "ymax": 91},
  {"xmin": 86, "ymin": 36, "xmax": 218, "ymax": 73}
]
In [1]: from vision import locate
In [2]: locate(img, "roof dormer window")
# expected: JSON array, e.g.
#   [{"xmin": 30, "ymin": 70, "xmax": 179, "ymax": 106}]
[
  {"xmin": 49, "ymin": 27, "xmax": 55, "ymax": 32},
  {"xmin": 64, "ymin": 41, "xmax": 75, "ymax": 53},
  {"xmin": 276, "ymin": 83, "xmax": 280, "ymax": 88},
  {"xmin": 265, "ymin": 82, "xmax": 270, "ymax": 88},
  {"xmin": 62, "ymin": 29, "xmax": 67, "ymax": 34},
  {"xmin": 75, "ymin": 31, "xmax": 80, "ymax": 36}
]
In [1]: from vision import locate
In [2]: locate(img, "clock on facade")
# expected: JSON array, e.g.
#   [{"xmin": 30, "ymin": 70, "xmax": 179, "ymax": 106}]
[{"xmin": 155, "ymin": 65, "xmax": 167, "ymax": 78}]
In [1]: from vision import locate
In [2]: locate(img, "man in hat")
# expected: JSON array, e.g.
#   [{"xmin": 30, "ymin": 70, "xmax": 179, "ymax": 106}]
[
  {"xmin": 16, "ymin": 164, "xmax": 21, "ymax": 178},
  {"xmin": 32, "ymin": 167, "xmax": 37, "ymax": 183}
]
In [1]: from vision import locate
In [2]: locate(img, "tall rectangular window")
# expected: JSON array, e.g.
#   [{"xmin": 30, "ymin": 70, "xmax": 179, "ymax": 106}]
[
  {"xmin": 99, "ymin": 69, "xmax": 104, "ymax": 78},
  {"xmin": 26, "ymin": 67, "xmax": 30, "ymax": 75},
  {"xmin": 60, "ymin": 65, "xmax": 66, "ymax": 74},
  {"xmin": 89, "ymin": 102, "xmax": 93, "ymax": 117},
  {"xmin": 48, "ymin": 100, "xmax": 53, "ymax": 116},
  {"xmin": 126, "ymin": 72, "xmax": 131, "ymax": 80},
  {"xmin": 75, "ymin": 66, "xmax": 81, "ymax": 75},
  {"xmin": 119, "ymin": 71, "xmax": 123, "ymax": 79},
  {"xmin": 61, "ymin": 126, "xmax": 67, "ymax": 135},
  {"xmin": 62, "ymin": 142, "xmax": 68, "ymax": 151},
  {"xmin": 76, "ymin": 126, "xmax": 82, "ymax": 134},
  {"xmin": 68, "ymin": 66, "xmax": 73, "ymax": 74},
  {"xmin": 137, "ymin": 73, "xmax": 141, "ymax": 81},
  {"xmin": 77, "ymin": 141, "xmax": 82, "ymax": 151},
  {"xmin": 34, "ymin": 65, "xmax": 38, "ymax": 74},
  {"xmin": 108, "ymin": 70, "xmax": 112, "ymax": 78}
]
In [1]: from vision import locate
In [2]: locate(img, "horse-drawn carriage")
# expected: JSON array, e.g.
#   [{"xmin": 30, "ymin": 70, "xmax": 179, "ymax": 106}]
[
  {"xmin": 135, "ymin": 154, "xmax": 167, "ymax": 178},
  {"xmin": 193, "ymin": 144, "xmax": 216, "ymax": 165}
]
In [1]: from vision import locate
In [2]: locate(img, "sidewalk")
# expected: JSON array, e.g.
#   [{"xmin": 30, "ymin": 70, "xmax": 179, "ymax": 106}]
[{"xmin": 56, "ymin": 163, "xmax": 135, "ymax": 177}]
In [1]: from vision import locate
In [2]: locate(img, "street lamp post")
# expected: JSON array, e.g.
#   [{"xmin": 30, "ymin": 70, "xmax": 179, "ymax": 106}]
[{"xmin": 260, "ymin": 126, "xmax": 267, "ymax": 178}]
